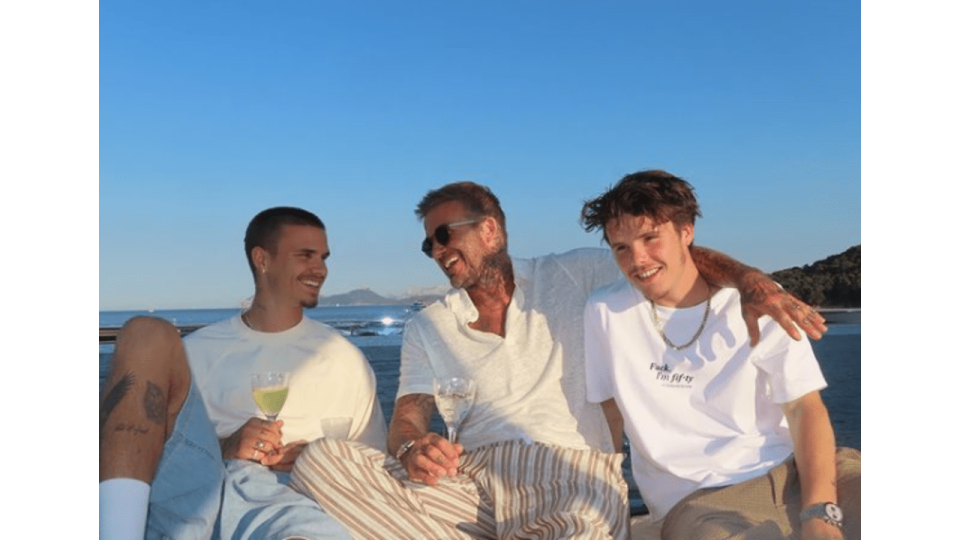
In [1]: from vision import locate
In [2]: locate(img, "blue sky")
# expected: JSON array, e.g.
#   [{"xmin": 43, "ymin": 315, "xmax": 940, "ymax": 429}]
[{"xmin": 99, "ymin": 1, "xmax": 860, "ymax": 310}]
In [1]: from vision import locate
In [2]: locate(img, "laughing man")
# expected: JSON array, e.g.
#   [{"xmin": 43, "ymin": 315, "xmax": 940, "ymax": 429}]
[
  {"xmin": 290, "ymin": 182, "xmax": 829, "ymax": 539},
  {"xmin": 99, "ymin": 207, "xmax": 386, "ymax": 540}
]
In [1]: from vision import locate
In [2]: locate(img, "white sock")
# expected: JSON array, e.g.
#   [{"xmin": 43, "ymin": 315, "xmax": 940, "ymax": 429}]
[{"xmin": 99, "ymin": 478, "xmax": 150, "ymax": 540}]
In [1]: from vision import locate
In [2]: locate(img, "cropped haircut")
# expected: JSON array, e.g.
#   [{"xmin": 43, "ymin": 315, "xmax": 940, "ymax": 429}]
[
  {"xmin": 580, "ymin": 170, "xmax": 702, "ymax": 243},
  {"xmin": 415, "ymin": 181, "xmax": 508, "ymax": 245},
  {"xmin": 244, "ymin": 206, "xmax": 325, "ymax": 277}
]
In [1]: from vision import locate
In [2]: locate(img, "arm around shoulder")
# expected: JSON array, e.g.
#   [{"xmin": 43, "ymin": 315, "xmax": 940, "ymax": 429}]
[{"xmin": 690, "ymin": 245, "xmax": 827, "ymax": 345}]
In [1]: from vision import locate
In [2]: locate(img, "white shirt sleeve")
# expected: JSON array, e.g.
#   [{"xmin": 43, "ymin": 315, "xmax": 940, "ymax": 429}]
[
  {"xmin": 584, "ymin": 298, "xmax": 615, "ymax": 404},
  {"xmin": 753, "ymin": 330, "xmax": 827, "ymax": 404},
  {"xmin": 397, "ymin": 319, "xmax": 435, "ymax": 398},
  {"xmin": 350, "ymin": 357, "xmax": 388, "ymax": 451}
]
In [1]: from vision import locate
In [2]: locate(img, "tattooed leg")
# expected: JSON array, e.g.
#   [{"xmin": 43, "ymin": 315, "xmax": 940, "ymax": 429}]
[{"xmin": 99, "ymin": 316, "xmax": 191, "ymax": 483}]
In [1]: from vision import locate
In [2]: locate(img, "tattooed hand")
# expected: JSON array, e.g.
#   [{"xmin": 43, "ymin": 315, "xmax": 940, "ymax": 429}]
[
  {"xmin": 400, "ymin": 432, "xmax": 463, "ymax": 486},
  {"xmin": 220, "ymin": 418, "xmax": 284, "ymax": 463},
  {"xmin": 739, "ymin": 270, "xmax": 828, "ymax": 346}
]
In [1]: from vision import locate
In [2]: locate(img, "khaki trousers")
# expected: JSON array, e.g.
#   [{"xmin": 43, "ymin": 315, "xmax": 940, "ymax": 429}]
[{"xmin": 661, "ymin": 447, "xmax": 861, "ymax": 540}]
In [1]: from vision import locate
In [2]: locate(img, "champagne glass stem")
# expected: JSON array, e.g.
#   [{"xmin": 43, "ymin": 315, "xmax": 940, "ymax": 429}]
[{"xmin": 448, "ymin": 425, "xmax": 459, "ymax": 445}]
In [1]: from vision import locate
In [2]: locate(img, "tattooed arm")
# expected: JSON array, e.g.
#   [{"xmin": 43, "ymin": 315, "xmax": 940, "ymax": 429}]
[
  {"xmin": 690, "ymin": 246, "xmax": 828, "ymax": 345},
  {"xmin": 389, "ymin": 393, "xmax": 460, "ymax": 486}
]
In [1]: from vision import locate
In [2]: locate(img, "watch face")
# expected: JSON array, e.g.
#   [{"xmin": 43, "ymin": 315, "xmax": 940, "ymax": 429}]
[{"xmin": 825, "ymin": 503, "xmax": 843, "ymax": 521}]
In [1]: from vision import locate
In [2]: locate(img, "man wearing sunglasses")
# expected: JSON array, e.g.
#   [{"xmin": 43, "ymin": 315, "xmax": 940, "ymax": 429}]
[{"xmin": 292, "ymin": 182, "xmax": 827, "ymax": 539}]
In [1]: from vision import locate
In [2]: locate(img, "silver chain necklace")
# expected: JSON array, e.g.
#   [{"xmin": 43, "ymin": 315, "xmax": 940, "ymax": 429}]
[{"xmin": 649, "ymin": 294, "xmax": 711, "ymax": 351}]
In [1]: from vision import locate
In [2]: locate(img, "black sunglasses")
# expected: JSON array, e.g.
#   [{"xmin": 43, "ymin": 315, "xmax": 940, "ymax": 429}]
[{"xmin": 421, "ymin": 220, "xmax": 479, "ymax": 257}]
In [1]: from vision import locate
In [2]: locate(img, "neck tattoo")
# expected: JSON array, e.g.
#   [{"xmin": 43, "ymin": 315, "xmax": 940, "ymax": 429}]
[{"xmin": 648, "ymin": 293, "xmax": 711, "ymax": 351}]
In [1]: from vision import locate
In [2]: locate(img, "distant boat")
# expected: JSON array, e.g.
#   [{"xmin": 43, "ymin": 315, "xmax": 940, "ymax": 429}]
[{"xmin": 410, "ymin": 301, "xmax": 426, "ymax": 311}]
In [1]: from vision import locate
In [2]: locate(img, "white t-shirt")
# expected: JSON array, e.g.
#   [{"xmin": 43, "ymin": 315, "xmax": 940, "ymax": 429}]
[
  {"xmin": 399, "ymin": 248, "xmax": 623, "ymax": 452},
  {"xmin": 186, "ymin": 315, "xmax": 387, "ymax": 451},
  {"xmin": 584, "ymin": 282, "xmax": 827, "ymax": 520}
]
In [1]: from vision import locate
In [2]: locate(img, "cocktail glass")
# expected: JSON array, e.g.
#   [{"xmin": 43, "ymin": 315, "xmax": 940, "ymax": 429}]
[{"xmin": 250, "ymin": 372, "xmax": 290, "ymax": 422}]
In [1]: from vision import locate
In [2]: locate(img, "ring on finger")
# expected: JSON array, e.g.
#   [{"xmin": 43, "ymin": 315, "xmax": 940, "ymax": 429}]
[
  {"xmin": 252, "ymin": 449, "xmax": 260, "ymax": 460},
  {"xmin": 256, "ymin": 439, "xmax": 265, "ymax": 450}
]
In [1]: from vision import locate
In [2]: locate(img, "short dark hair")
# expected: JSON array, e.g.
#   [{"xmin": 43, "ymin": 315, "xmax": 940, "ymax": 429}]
[
  {"xmin": 580, "ymin": 170, "xmax": 702, "ymax": 243},
  {"xmin": 244, "ymin": 207, "xmax": 325, "ymax": 277},
  {"xmin": 415, "ymin": 181, "xmax": 508, "ymax": 244}
]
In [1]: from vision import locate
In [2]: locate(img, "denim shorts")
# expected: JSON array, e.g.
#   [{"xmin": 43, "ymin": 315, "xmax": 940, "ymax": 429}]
[
  {"xmin": 146, "ymin": 380, "xmax": 225, "ymax": 540},
  {"xmin": 220, "ymin": 460, "xmax": 353, "ymax": 540},
  {"xmin": 143, "ymin": 379, "xmax": 351, "ymax": 540}
]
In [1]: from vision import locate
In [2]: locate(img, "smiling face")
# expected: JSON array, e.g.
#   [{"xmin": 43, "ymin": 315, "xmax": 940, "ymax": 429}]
[
  {"xmin": 605, "ymin": 213, "xmax": 700, "ymax": 307},
  {"xmin": 256, "ymin": 224, "xmax": 330, "ymax": 309},
  {"xmin": 421, "ymin": 201, "xmax": 494, "ymax": 289}
]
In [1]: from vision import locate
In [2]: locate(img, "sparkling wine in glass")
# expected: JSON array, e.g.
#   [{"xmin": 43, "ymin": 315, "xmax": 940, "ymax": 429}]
[
  {"xmin": 251, "ymin": 372, "xmax": 290, "ymax": 422},
  {"xmin": 432, "ymin": 377, "xmax": 477, "ymax": 445}
]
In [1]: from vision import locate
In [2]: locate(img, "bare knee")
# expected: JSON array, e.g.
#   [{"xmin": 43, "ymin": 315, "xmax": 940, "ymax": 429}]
[
  {"xmin": 117, "ymin": 316, "xmax": 182, "ymax": 353},
  {"xmin": 104, "ymin": 316, "xmax": 191, "ymax": 433},
  {"xmin": 112, "ymin": 317, "xmax": 189, "ymax": 380}
]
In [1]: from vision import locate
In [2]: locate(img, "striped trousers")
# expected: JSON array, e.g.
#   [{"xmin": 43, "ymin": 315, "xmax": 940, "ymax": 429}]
[{"xmin": 290, "ymin": 439, "xmax": 629, "ymax": 540}]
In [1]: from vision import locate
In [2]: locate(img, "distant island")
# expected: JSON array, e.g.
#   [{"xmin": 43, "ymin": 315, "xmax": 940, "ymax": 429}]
[
  {"xmin": 771, "ymin": 245, "xmax": 860, "ymax": 308},
  {"xmin": 318, "ymin": 288, "xmax": 446, "ymax": 307},
  {"xmin": 321, "ymin": 245, "xmax": 862, "ymax": 309}
]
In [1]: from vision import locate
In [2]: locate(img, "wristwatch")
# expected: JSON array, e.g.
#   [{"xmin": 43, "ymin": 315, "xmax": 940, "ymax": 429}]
[
  {"xmin": 394, "ymin": 440, "xmax": 416, "ymax": 461},
  {"xmin": 799, "ymin": 502, "xmax": 843, "ymax": 529}
]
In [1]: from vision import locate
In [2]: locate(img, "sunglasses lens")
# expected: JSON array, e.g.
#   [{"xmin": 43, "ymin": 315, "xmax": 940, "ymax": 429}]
[
  {"xmin": 420, "ymin": 223, "xmax": 457, "ymax": 258},
  {"xmin": 434, "ymin": 225, "xmax": 451, "ymax": 245}
]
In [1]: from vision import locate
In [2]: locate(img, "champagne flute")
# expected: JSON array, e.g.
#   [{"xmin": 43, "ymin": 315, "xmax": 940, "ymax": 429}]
[
  {"xmin": 250, "ymin": 372, "xmax": 290, "ymax": 422},
  {"xmin": 432, "ymin": 377, "xmax": 477, "ymax": 445}
]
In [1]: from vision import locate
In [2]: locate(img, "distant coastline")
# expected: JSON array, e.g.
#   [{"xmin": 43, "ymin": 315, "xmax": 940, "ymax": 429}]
[
  {"xmin": 101, "ymin": 245, "xmax": 861, "ymax": 312},
  {"xmin": 316, "ymin": 288, "xmax": 445, "ymax": 307}
]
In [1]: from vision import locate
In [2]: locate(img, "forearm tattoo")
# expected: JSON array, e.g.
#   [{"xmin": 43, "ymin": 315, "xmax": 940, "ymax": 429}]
[
  {"xmin": 690, "ymin": 246, "xmax": 756, "ymax": 288},
  {"xmin": 739, "ymin": 271, "xmax": 781, "ymax": 307},
  {"xmin": 395, "ymin": 394, "xmax": 435, "ymax": 436},
  {"xmin": 100, "ymin": 372, "xmax": 134, "ymax": 437}
]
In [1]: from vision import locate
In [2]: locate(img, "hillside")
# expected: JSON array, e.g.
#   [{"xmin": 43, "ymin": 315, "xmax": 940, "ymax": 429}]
[{"xmin": 770, "ymin": 245, "xmax": 860, "ymax": 308}]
